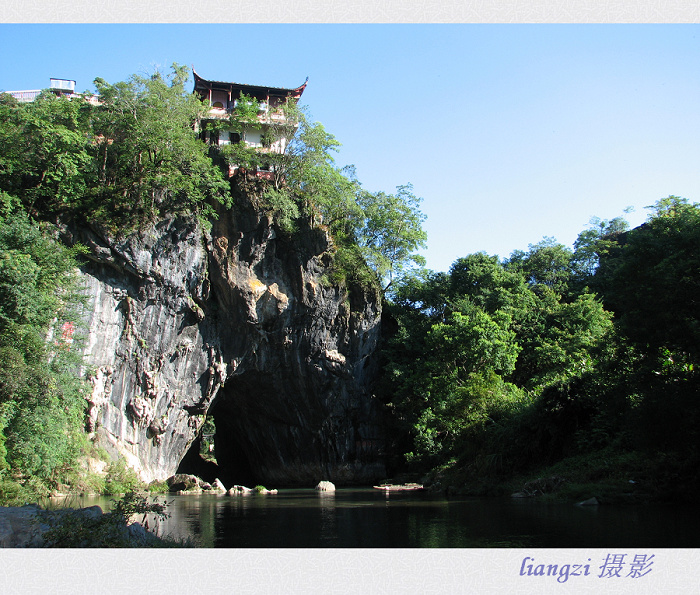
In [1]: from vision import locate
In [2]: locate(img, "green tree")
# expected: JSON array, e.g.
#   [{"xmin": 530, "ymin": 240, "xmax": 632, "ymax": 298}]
[
  {"xmin": 395, "ymin": 301, "xmax": 525, "ymax": 465},
  {"xmin": 382, "ymin": 257, "xmax": 524, "ymax": 466},
  {"xmin": 272, "ymin": 106, "xmax": 361, "ymax": 231},
  {"xmin": 511, "ymin": 289, "xmax": 613, "ymax": 391},
  {"xmin": 571, "ymin": 215, "xmax": 629, "ymax": 289},
  {"xmin": 383, "ymin": 247, "xmax": 615, "ymax": 472},
  {"xmin": 1, "ymin": 65, "xmax": 231, "ymax": 231},
  {"xmin": 0, "ymin": 91, "xmax": 91, "ymax": 217},
  {"xmin": 427, "ymin": 302, "xmax": 520, "ymax": 379},
  {"xmin": 597, "ymin": 196, "xmax": 700, "ymax": 360},
  {"xmin": 0, "ymin": 215, "xmax": 87, "ymax": 484},
  {"xmin": 0, "ymin": 215, "xmax": 85, "ymax": 335},
  {"xmin": 89, "ymin": 64, "xmax": 230, "ymax": 227},
  {"xmin": 357, "ymin": 184, "xmax": 427, "ymax": 291},
  {"xmin": 506, "ymin": 237, "xmax": 574, "ymax": 296},
  {"xmin": 233, "ymin": 103, "xmax": 428, "ymax": 292},
  {"xmin": 449, "ymin": 252, "xmax": 534, "ymax": 316},
  {"xmin": 0, "ymin": 346, "xmax": 85, "ymax": 480},
  {"xmin": 591, "ymin": 199, "xmax": 700, "ymax": 476}
]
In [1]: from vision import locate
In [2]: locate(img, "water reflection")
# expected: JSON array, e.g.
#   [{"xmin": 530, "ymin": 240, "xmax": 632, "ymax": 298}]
[
  {"xmin": 56, "ymin": 490, "xmax": 700, "ymax": 548},
  {"xmin": 317, "ymin": 491, "xmax": 336, "ymax": 544}
]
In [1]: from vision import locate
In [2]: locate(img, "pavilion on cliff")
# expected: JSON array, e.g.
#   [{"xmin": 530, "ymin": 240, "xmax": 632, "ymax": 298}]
[{"xmin": 192, "ymin": 68, "xmax": 308, "ymax": 178}]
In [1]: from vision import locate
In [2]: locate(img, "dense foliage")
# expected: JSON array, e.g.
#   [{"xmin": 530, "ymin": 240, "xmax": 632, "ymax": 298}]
[
  {"xmin": 383, "ymin": 198, "xmax": 700, "ymax": 501},
  {"xmin": 0, "ymin": 65, "xmax": 231, "ymax": 231},
  {"xmin": 211, "ymin": 100, "xmax": 426, "ymax": 290}
]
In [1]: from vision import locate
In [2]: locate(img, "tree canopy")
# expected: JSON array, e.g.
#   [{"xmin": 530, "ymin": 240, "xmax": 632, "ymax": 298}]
[
  {"xmin": 0, "ymin": 215, "xmax": 87, "ymax": 485},
  {"xmin": 596, "ymin": 196, "xmax": 700, "ymax": 361},
  {"xmin": 382, "ymin": 197, "xmax": 700, "ymax": 495},
  {"xmin": 0, "ymin": 64, "xmax": 231, "ymax": 232}
]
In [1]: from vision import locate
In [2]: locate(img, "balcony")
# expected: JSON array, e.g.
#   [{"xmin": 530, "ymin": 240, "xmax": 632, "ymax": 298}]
[
  {"xmin": 205, "ymin": 104, "xmax": 289, "ymax": 126},
  {"xmin": 50, "ymin": 78, "xmax": 76, "ymax": 92},
  {"xmin": 207, "ymin": 108, "xmax": 229, "ymax": 119}
]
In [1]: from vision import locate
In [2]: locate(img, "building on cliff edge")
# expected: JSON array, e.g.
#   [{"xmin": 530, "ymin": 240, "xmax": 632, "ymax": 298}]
[{"xmin": 192, "ymin": 67, "xmax": 308, "ymax": 179}]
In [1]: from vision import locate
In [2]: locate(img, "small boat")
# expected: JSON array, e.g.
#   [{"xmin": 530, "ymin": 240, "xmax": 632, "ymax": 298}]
[{"xmin": 373, "ymin": 483, "xmax": 424, "ymax": 491}]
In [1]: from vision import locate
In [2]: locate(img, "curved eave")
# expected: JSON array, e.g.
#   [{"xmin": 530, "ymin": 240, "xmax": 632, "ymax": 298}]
[{"xmin": 193, "ymin": 67, "xmax": 308, "ymax": 99}]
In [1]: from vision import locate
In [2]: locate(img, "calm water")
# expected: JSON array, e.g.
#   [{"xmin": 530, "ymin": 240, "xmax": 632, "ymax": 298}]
[{"xmin": 122, "ymin": 488, "xmax": 699, "ymax": 548}]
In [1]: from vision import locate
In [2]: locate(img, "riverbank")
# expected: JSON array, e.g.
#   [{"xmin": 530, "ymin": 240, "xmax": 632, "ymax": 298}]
[
  {"xmin": 0, "ymin": 492, "xmax": 185, "ymax": 547},
  {"xmin": 423, "ymin": 446, "xmax": 700, "ymax": 505}
]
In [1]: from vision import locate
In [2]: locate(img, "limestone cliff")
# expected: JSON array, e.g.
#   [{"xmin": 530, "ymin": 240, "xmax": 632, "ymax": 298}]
[{"xmin": 64, "ymin": 178, "xmax": 385, "ymax": 486}]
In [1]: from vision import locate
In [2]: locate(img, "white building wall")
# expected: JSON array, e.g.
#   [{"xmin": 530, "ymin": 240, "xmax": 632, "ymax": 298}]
[{"xmin": 244, "ymin": 129, "xmax": 262, "ymax": 148}]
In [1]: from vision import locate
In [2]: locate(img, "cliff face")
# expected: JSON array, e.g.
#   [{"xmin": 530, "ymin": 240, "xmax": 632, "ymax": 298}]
[{"xmin": 67, "ymin": 181, "xmax": 385, "ymax": 486}]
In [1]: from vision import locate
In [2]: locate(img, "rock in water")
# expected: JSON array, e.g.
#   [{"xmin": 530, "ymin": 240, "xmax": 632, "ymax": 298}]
[
  {"xmin": 211, "ymin": 478, "xmax": 227, "ymax": 494},
  {"xmin": 576, "ymin": 497, "xmax": 600, "ymax": 506},
  {"xmin": 316, "ymin": 481, "xmax": 336, "ymax": 492}
]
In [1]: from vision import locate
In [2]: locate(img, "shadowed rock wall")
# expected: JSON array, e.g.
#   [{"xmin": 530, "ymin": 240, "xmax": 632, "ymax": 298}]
[{"xmin": 66, "ymin": 181, "xmax": 385, "ymax": 486}]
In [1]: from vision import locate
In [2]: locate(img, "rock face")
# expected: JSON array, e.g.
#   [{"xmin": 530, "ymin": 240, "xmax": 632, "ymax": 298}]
[
  {"xmin": 0, "ymin": 505, "xmax": 49, "ymax": 547},
  {"xmin": 66, "ymin": 179, "xmax": 385, "ymax": 486}
]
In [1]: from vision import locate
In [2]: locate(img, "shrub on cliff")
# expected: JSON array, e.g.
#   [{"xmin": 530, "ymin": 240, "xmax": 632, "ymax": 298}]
[
  {"xmin": 232, "ymin": 102, "xmax": 427, "ymax": 293},
  {"xmin": 89, "ymin": 65, "xmax": 231, "ymax": 229}
]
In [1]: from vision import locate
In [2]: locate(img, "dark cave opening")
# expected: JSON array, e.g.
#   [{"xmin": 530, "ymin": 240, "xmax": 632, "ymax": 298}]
[
  {"xmin": 176, "ymin": 395, "xmax": 259, "ymax": 488},
  {"xmin": 175, "ymin": 431, "xmax": 222, "ymax": 485},
  {"xmin": 208, "ymin": 394, "xmax": 258, "ymax": 487},
  {"xmin": 175, "ymin": 367, "xmax": 386, "ymax": 488}
]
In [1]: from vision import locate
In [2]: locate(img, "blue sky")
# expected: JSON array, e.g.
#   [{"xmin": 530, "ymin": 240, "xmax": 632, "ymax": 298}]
[{"xmin": 1, "ymin": 24, "xmax": 699, "ymax": 272}]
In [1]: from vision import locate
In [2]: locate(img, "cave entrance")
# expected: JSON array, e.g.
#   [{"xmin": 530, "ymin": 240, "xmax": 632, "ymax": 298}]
[
  {"xmin": 176, "ymin": 395, "xmax": 258, "ymax": 488},
  {"xmin": 175, "ymin": 425, "xmax": 222, "ymax": 485}
]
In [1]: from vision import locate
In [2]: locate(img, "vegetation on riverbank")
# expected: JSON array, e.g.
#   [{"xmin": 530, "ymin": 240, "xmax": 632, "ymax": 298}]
[
  {"xmin": 36, "ymin": 491, "xmax": 180, "ymax": 547},
  {"xmin": 426, "ymin": 446, "xmax": 697, "ymax": 506},
  {"xmin": 382, "ymin": 196, "xmax": 700, "ymax": 504}
]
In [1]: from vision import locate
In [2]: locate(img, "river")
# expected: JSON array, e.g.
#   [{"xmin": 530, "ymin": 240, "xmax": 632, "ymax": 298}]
[{"xmin": 109, "ymin": 488, "xmax": 698, "ymax": 548}]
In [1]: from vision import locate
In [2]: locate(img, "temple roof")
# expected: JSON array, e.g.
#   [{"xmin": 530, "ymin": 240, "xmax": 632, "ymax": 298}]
[{"xmin": 192, "ymin": 68, "xmax": 308, "ymax": 99}]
